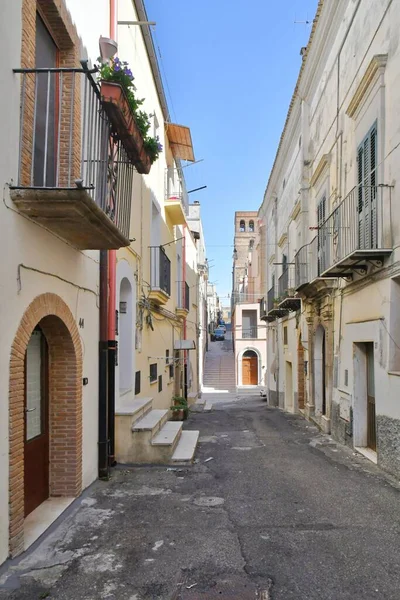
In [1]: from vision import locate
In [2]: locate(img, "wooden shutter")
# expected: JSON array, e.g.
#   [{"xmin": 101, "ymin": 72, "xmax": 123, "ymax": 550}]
[
  {"xmin": 370, "ymin": 126, "xmax": 377, "ymax": 247},
  {"xmin": 358, "ymin": 125, "xmax": 378, "ymax": 250}
]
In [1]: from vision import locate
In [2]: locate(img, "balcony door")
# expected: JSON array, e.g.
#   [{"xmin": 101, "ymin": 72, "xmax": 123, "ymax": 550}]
[
  {"xmin": 357, "ymin": 125, "xmax": 377, "ymax": 250},
  {"xmin": 34, "ymin": 13, "xmax": 58, "ymax": 187}
]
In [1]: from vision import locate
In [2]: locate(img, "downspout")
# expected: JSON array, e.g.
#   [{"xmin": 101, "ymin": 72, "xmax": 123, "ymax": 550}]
[
  {"xmin": 183, "ymin": 225, "xmax": 188, "ymax": 400},
  {"xmin": 99, "ymin": 250, "xmax": 109, "ymax": 479},
  {"xmin": 107, "ymin": 0, "xmax": 118, "ymax": 467}
]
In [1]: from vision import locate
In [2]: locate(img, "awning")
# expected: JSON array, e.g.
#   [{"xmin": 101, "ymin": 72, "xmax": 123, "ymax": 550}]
[
  {"xmin": 174, "ymin": 339, "xmax": 196, "ymax": 350},
  {"xmin": 166, "ymin": 123, "xmax": 195, "ymax": 162}
]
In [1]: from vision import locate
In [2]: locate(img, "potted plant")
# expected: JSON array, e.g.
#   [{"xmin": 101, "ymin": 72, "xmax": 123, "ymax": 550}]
[
  {"xmin": 98, "ymin": 57, "xmax": 162, "ymax": 174},
  {"xmin": 170, "ymin": 395, "xmax": 188, "ymax": 421}
]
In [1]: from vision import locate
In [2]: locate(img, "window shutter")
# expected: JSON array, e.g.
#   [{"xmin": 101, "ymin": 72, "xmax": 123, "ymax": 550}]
[{"xmin": 370, "ymin": 126, "xmax": 377, "ymax": 247}]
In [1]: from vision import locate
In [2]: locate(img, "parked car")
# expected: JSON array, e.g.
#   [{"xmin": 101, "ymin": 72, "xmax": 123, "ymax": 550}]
[
  {"xmin": 213, "ymin": 328, "xmax": 225, "ymax": 341},
  {"xmin": 219, "ymin": 322, "xmax": 227, "ymax": 333}
]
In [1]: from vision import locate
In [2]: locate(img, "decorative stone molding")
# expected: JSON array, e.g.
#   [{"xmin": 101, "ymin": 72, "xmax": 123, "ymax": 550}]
[
  {"xmin": 290, "ymin": 199, "xmax": 301, "ymax": 221},
  {"xmin": 278, "ymin": 233, "xmax": 288, "ymax": 248},
  {"xmin": 310, "ymin": 153, "xmax": 330, "ymax": 188},
  {"xmin": 346, "ymin": 54, "xmax": 388, "ymax": 119}
]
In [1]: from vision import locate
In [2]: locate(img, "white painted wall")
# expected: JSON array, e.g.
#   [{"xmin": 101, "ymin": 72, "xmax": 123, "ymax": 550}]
[
  {"xmin": 234, "ymin": 303, "xmax": 267, "ymax": 387},
  {"xmin": 0, "ymin": 0, "xmax": 110, "ymax": 565}
]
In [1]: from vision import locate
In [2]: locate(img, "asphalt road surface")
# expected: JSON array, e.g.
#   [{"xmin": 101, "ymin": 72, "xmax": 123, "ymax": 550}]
[{"xmin": 1, "ymin": 398, "xmax": 400, "ymax": 599}]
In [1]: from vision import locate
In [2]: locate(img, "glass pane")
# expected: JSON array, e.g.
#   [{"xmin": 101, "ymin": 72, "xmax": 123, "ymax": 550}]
[
  {"xmin": 34, "ymin": 14, "xmax": 58, "ymax": 187},
  {"xmin": 26, "ymin": 330, "xmax": 43, "ymax": 441}
]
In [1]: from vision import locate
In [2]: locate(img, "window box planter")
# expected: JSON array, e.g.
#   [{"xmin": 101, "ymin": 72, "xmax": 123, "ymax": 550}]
[{"xmin": 100, "ymin": 81, "xmax": 151, "ymax": 175}]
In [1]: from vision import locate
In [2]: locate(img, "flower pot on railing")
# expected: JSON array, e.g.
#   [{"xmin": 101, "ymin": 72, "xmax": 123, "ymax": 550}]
[{"xmin": 100, "ymin": 81, "xmax": 151, "ymax": 175}]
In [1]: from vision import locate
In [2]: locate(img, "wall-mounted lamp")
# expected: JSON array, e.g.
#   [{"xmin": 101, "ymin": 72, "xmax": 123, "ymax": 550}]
[
  {"xmin": 99, "ymin": 36, "xmax": 118, "ymax": 62},
  {"xmin": 233, "ymin": 247, "xmax": 238, "ymax": 261}
]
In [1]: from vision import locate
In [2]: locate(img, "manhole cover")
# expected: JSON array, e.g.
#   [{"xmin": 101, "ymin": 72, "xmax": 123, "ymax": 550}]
[{"xmin": 193, "ymin": 496, "xmax": 224, "ymax": 507}]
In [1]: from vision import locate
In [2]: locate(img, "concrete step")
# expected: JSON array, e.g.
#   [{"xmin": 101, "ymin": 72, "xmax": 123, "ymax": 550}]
[
  {"xmin": 132, "ymin": 409, "xmax": 169, "ymax": 435},
  {"xmin": 151, "ymin": 421, "xmax": 182, "ymax": 448},
  {"xmin": 116, "ymin": 397, "xmax": 153, "ymax": 419},
  {"xmin": 171, "ymin": 430, "xmax": 199, "ymax": 463}
]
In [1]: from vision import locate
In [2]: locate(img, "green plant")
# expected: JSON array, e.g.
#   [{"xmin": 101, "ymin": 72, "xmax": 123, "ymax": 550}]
[
  {"xmin": 97, "ymin": 57, "xmax": 163, "ymax": 164},
  {"xmin": 171, "ymin": 395, "xmax": 188, "ymax": 419}
]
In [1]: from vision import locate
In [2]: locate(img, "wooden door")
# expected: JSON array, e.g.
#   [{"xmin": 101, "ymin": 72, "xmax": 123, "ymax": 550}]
[
  {"xmin": 366, "ymin": 343, "xmax": 376, "ymax": 451},
  {"xmin": 24, "ymin": 328, "xmax": 49, "ymax": 517},
  {"xmin": 242, "ymin": 356, "xmax": 258, "ymax": 385}
]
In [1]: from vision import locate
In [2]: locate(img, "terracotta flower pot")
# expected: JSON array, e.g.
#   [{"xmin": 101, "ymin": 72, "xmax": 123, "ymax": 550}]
[{"xmin": 100, "ymin": 81, "xmax": 151, "ymax": 175}]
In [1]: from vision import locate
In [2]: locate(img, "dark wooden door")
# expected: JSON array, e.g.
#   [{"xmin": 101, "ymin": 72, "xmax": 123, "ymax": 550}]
[
  {"xmin": 24, "ymin": 328, "xmax": 49, "ymax": 517},
  {"xmin": 366, "ymin": 343, "xmax": 376, "ymax": 451},
  {"xmin": 243, "ymin": 357, "xmax": 258, "ymax": 385}
]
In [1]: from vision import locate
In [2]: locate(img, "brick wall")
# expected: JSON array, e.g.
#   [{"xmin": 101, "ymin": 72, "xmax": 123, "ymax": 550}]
[
  {"xmin": 9, "ymin": 293, "xmax": 82, "ymax": 557},
  {"xmin": 19, "ymin": 0, "xmax": 81, "ymax": 187}
]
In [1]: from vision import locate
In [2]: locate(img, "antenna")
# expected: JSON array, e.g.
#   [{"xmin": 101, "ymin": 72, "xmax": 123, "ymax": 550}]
[{"xmin": 293, "ymin": 12, "xmax": 312, "ymax": 25}]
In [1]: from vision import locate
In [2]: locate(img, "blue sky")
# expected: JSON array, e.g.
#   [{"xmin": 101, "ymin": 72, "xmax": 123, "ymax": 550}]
[{"xmin": 145, "ymin": 0, "xmax": 318, "ymax": 303}]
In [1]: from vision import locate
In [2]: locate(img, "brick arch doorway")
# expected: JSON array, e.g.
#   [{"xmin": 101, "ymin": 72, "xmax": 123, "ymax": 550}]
[{"xmin": 9, "ymin": 293, "xmax": 82, "ymax": 557}]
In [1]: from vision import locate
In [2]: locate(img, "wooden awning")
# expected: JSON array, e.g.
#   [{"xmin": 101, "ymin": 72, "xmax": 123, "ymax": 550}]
[{"xmin": 166, "ymin": 123, "xmax": 195, "ymax": 162}]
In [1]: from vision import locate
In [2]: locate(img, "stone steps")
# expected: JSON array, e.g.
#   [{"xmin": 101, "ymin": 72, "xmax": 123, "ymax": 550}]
[
  {"xmin": 115, "ymin": 398, "xmax": 199, "ymax": 465},
  {"xmin": 171, "ymin": 431, "xmax": 199, "ymax": 463}
]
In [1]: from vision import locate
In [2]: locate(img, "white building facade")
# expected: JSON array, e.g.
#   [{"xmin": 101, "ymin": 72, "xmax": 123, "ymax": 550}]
[{"xmin": 260, "ymin": 0, "xmax": 400, "ymax": 477}]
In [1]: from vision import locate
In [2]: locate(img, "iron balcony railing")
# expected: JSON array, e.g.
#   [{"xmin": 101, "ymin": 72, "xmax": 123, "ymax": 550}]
[
  {"xmin": 13, "ymin": 63, "xmax": 133, "ymax": 239},
  {"xmin": 267, "ymin": 286, "xmax": 275, "ymax": 312},
  {"xmin": 259, "ymin": 297, "xmax": 267, "ymax": 319},
  {"xmin": 242, "ymin": 326, "xmax": 258, "ymax": 339},
  {"xmin": 150, "ymin": 246, "xmax": 171, "ymax": 296},
  {"xmin": 185, "ymin": 282, "xmax": 190, "ymax": 311},
  {"xmin": 294, "ymin": 236, "xmax": 319, "ymax": 289},
  {"xmin": 177, "ymin": 281, "xmax": 190, "ymax": 310},
  {"xmin": 278, "ymin": 268, "xmax": 289, "ymax": 299},
  {"xmin": 165, "ymin": 167, "xmax": 189, "ymax": 212},
  {"xmin": 318, "ymin": 185, "xmax": 382, "ymax": 274}
]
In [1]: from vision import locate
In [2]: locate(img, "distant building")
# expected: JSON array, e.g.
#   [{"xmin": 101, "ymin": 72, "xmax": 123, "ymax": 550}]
[{"xmin": 231, "ymin": 212, "xmax": 267, "ymax": 390}]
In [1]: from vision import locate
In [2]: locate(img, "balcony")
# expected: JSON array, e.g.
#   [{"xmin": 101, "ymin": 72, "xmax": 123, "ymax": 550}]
[
  {"xmin": 277, "ymin": 266, "xmax": 301, "ymax": 311},
  {"xmin": 259, "ymin": 297, "xmax": 267, "ymax": 320},
  {"xmin": 265, "ymin": 285, "xmax": 287, "ymax": 322},
  {"xmin": 165, "ymin": 194, "xmax": 187, "ymax": 226},
  {"xmin": 295, "ymin": 236, "xmax": 318, "ymax": 291},
  {"xmin": 176, "ymin": 281, "xmax": 190, "ymax": 319},
  {"xmin": 242, "ymin": 326, "xmax": 258, "ymax": 339},
  {"xmin": 10, "ymin": 64, "xmax": 134, "ymax": 249},
  {"xmin": 149, "ymin": 246, "xmax": 171, "ymax": 304},
  {"xmin": 165, "ymin": 167, "xmax": 188, "ymax": 226},
  {"xmin": 317, "ymin": 185, "xmax": 392, "ymax": 278}
]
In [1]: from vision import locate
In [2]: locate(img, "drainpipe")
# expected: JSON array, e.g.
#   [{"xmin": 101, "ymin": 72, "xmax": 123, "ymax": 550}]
[
  {"xmin": 99, "ymin": 250, "xmax": 109, "ymax": 479},
  {"xmin": 107, "ymin": 0, "xmax": 117, "ymax": 467},
  {"xmin": 183, "ymin": 225, "xmax": 188, "ymax": 400}
]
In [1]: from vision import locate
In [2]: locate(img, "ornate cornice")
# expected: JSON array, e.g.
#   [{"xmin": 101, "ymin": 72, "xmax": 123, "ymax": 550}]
[{"xmin": 346, "ymin": 54, "xmax": 388, "ymax": 119}]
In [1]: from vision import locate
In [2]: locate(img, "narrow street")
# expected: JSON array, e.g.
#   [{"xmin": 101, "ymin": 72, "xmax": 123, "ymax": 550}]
[
  {"xmin": 201, "ymin": 329, "xmax": 238, "ymax": 407},
  {"xmin": 1, "ymin": 398, "xmax": 400, "ymax": 600}
]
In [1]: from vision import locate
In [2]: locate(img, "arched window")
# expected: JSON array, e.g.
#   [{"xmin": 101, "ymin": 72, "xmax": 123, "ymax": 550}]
[
  {"xmin": 249, "ymin": 220, "xmax": 254, "ymax": 232},
  {"xmin": 239, "ymin": 220, "xmax": 245, "ymax": 232}
]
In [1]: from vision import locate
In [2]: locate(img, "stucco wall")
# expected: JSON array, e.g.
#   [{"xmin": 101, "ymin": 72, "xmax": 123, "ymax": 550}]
[{"xmin": 0, "ymin": 0, "xmax": 108, "ymax": 564}]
